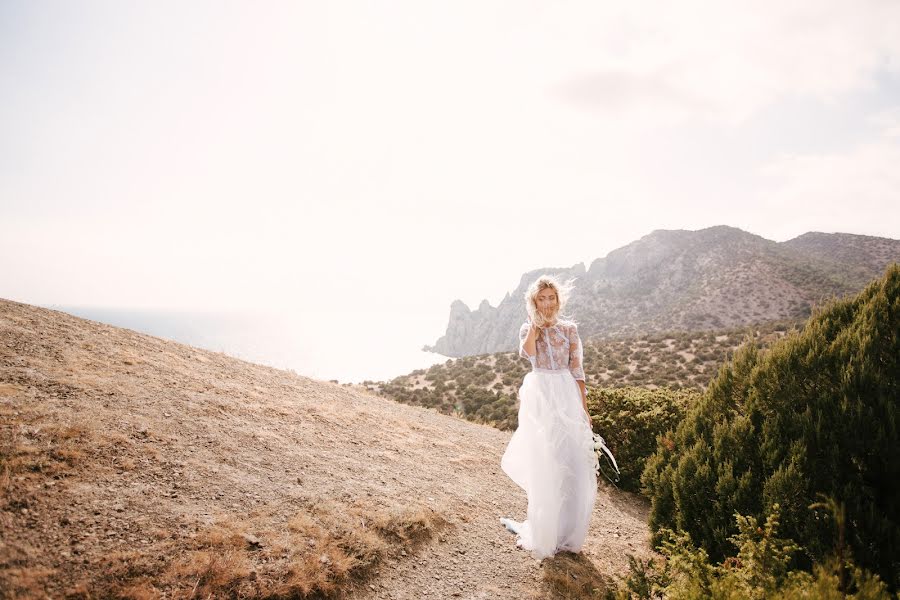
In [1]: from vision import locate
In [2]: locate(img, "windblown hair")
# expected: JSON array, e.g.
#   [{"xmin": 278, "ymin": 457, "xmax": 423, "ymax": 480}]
[{"xmin": 524, "ymin": 274, "xmax": 578, "ymax": 328}]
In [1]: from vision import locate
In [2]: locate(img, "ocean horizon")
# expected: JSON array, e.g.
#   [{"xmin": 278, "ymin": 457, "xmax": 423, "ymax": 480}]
[{"xmin": 40, "ymin": 304, "xmax": 450, "ymax": 384}]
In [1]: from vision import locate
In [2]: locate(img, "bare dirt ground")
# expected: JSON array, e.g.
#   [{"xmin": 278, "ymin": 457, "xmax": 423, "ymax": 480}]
[{"xmin": 0, "ymin": 298, "xmax": 654, "ymax": 599}]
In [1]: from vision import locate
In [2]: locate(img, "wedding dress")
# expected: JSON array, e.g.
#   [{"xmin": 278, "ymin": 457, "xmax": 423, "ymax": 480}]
[{"xmin": 500, "ymin": 319, "xmax": 597, "ymax": 560}]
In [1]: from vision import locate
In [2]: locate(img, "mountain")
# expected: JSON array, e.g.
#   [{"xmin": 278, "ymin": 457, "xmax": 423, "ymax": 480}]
[
  {"xmin": 376, "ymin": 318, "xmax": 799, "ymax": 433},
  {"xmin": 425, "ymin": 226, "xmax": 900, "ymax": 357},
  {"xmin": 0, "ymin": 298, "xmax": 651, "ymax": 598}
]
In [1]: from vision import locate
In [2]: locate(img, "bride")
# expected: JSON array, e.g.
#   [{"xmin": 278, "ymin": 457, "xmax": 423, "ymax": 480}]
[{"xmin": 499, "ymin": 274, "xmax": 597, "ymax": 560}]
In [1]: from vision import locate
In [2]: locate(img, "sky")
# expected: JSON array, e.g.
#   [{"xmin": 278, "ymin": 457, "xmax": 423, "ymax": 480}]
[{"xmin": 2, "ymin": 0, "xmax": 900, "ymax": 378}]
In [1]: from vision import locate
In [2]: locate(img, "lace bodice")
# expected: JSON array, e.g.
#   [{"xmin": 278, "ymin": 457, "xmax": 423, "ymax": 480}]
[{"xmin": 518, "ymin": 319, "xmax": 585, "ymax": 381}]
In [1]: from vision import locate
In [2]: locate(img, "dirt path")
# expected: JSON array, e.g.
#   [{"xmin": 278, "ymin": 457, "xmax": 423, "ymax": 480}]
[{"xmin": 0, "ymin": 298, "xmax": 654, "ymax": 598}]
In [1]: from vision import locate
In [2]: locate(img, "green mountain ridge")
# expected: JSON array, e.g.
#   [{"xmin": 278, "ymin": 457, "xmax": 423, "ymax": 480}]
[{"xmin": 374, "ymin": 317, "xmax": 804, "ymax": 432}]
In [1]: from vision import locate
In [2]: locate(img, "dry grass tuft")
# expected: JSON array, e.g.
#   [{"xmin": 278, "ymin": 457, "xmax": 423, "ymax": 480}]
[
  {"xmin": 0, "ymin": 566, "xmax": 57, "ymax": 600},
  {"xmin": 272, "ymin": 501, "xmax": 448, "ymax": 598},
  {"xmin": 115, "ymin": 581, "xmax": 161, "ymax": 600},
  {"xmin": 282, "ymin": 541, "xmax": 361, "ymax": 597},
  {"xmin": 150, "ymin": 516, "xmax": 256, "ymax": 597},
  {"xmin": 70, "ymin": 518, "xmax": 256, "ymax": 598},
  {"xmin": 78, "ymin": 546, "xmax": 184, "ymax": 600},
  {"xmin": 542, "ymin": 551, "xmax": 613, "ymax": 599},
  {"xmin": 90, "ymin": 502, "xmax": 446, "ymax": 600},
  {"xmin": 371, "ymin": 505, "xmax": 444, "ymax": 547},
  {"xmin": 166, "ymin": 549, "xmax": 251, "ymax": 599},
  {"xmin": 192, "ymin": 513, "xmax": 258, "ymax": 548},
  {"xmin": 280, "ymin": 503, "xmax": 384, "ymax": 596},
  {"xmin": 97, "ymin": 548, "xmax": 167, "ymax": 584},
  {"xmin": 0, "ymin": 416, "xmax": 96, "ymax": 479},
  {"xmin": 62, "ymin": 581, "xmax": 92, "ymax": 599},
  {"xmin": 44, "ymin": 423, "xmax": 93, "ymax": 443},
  {"xmin": 1, "ymin": 410, "xmax": 142, "ymax": 484}
]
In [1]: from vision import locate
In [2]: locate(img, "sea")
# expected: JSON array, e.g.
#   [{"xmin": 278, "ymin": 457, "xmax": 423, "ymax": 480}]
[{"xmin": 41, "ymin": 305, "xmax": 450, "ymax": 384}]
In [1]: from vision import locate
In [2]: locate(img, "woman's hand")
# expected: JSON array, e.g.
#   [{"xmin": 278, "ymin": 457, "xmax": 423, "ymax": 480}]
[{"xmin": 578, "ymin": 385, "xmax": 591, "ymax": 428}]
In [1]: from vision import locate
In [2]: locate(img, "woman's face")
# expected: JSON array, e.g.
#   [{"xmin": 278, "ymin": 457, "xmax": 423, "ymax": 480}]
[{"xmin": 535, "ymin": 287, "xmax": 559, "ymax": 318}]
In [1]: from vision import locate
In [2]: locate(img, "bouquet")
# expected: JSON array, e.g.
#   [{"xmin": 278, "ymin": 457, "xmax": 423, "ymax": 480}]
[{"xmin": 592, "ymin": 433, "xmax": 620, "ymax": 483}]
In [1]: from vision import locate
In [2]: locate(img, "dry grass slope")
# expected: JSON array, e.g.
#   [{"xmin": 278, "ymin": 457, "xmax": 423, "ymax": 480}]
[
  {"xmin": 0, "ymin": 298, "xmax": 654, "ymax": 599},
  {"xmin": 0, "ymin": 299, "xmax": 453, "ymax": 598}
]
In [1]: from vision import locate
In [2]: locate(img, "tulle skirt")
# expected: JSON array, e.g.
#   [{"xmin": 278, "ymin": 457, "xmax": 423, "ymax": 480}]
[{"xmin": 500, "ymin": 368, "xmax": 597, "ymax": 560}]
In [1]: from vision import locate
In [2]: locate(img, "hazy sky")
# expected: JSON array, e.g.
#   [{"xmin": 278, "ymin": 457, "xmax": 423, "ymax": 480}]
[{"xmin": 3, "ymin": 0, "xmax": 900, "ymax": 338}]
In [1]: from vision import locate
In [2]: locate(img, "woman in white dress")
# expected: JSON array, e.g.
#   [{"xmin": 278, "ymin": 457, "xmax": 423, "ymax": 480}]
[{"xmin": 500, "ymin": 274, "xmax": 597, "ymax": 560}]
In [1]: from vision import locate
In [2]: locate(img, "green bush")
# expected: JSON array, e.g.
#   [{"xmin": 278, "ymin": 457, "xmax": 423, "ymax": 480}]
[
  {"xmin": 587, "ymin": 386, "xmax": 700, "ymax": 493},
  {"xmin": 610, "ymin": 502, "xmax": 893, "ymax": 600},
  {"xmin": 641, "ymin": 264, "xmax": 900, "ymax": 590}
]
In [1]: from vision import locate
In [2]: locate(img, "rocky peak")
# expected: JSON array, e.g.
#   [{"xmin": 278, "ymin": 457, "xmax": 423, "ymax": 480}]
[{"xmin": 428, "ymin": 226, "xmax": 900, "ymax": 357}]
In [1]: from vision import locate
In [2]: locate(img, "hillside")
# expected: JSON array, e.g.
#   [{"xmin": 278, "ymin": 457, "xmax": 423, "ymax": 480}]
[
  {"xmin": 0, "ymin": 299, "xmax": 652, "ymax": 599},
  {"xmin": 376, "ymin": 318, "xmax": 801, "ymax": 431},
  {"xmin": 426, "ymin": 226, "xmax": 900, "ymax": 357}
]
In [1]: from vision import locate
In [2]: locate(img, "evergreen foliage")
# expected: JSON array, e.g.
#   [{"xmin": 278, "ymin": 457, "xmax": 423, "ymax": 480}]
[
  {"xmin": 610, "ymin": 502, "xmax": 894, "ymax": 600},
  {"xmin": 641, "ymin": 264, "xmax": 900, "ymax": 590},
  {"xmin": 587, "ymin": 386, "xmax": 700, "ymax": 492}
]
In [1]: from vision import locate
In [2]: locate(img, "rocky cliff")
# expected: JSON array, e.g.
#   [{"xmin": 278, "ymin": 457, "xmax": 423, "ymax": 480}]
[{"xmin": 425, "ymin": 226, "xmax": 900, "ymax": 357}]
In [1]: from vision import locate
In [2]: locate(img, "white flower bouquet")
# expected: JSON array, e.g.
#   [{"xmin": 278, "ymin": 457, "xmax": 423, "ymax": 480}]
[{"xmin": 592, "ymin": 433, "xmax": 620, "ymax": 483}]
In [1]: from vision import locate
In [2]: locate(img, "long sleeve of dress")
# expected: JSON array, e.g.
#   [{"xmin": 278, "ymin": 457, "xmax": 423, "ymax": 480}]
[
  {"xmin": 519, "ymin": 322, "xmax": 536, "ymax": 364},
  {"xmin": 568, "ymin": 323, "xmax": 585, "ymax": 382}
]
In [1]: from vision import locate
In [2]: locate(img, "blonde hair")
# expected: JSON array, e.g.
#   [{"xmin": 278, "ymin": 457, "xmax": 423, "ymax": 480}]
[{"xmin": 524, "ymin": 274, "xmax": 577, "ymax": 328}]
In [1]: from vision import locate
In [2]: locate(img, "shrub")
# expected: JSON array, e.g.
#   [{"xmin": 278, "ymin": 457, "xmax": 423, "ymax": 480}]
[
  {"xmin": 641, "ymin": 264, "xmax": 900, "ymax": 590},
  {"xmin": 587, "ymin": 386, "xmax": 699, "ymax": 493},
  {"xmin": 610, "ymin": 501, "xmax": 892, "ymax": 600}
]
